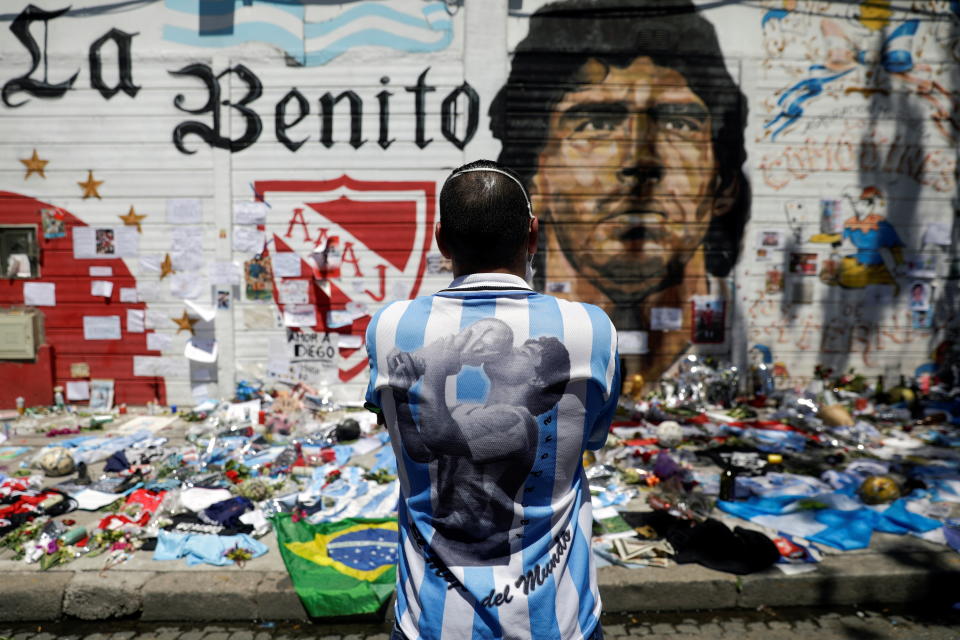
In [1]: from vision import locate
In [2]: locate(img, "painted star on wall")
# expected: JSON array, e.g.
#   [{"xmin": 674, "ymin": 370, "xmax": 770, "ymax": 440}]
[
  {"xmin": 172, "ymin": 310, "xmax": 198, "ymax": 335},
  {"xmin": 119, "ymin": 205, "xmax": 147, "ymax": 233},
  {"xmin": 19, "ymin": 149, "xmax": 48, "ymax": 180},
  {"xmin": 78, "ymin": 170, "xmax": 103, "ymax": 199},
  {"xmin": 160, "ymin": 253, "xmax": 175, "ymax": 279}
]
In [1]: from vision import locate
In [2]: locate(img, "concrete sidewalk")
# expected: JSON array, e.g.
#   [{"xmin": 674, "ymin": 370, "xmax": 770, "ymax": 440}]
[{"xmin": 1, "ymin": 533, "xmax": 957, "ymax": 622}]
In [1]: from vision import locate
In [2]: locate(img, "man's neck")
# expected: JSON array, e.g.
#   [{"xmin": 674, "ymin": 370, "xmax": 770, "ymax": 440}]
[{"xmin": 452, "ymin": 264, "xmax": 525, "ymax": 280}]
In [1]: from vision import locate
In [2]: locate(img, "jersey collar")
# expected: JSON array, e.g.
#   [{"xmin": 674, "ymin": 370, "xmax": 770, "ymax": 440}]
[{"xmin": 444, "ymin": 272, "xmax": 533, "ymax": 291}]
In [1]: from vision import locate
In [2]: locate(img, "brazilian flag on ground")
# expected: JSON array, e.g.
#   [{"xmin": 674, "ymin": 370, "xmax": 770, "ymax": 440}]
[{"xmin": 271, "ymin": 514, "xmax": 398, "ymax": 617}]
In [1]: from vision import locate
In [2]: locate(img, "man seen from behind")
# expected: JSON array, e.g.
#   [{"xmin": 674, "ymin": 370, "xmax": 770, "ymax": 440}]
[{"xmin": 365, "ymin": 159, "xmax": 621, "ymax": 640}]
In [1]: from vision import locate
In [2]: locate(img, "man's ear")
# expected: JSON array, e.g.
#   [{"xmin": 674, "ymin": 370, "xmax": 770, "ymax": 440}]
[
  {"xmin": 528, "ymin": 216, "xmax": 539, "ymax": 256},
  {"xmin": 435, "ymin": 221, "xmax": 452, "ymax": 259}
]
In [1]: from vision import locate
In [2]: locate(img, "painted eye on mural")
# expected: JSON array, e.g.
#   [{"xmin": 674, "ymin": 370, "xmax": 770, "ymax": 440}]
[
  {"xmin": 651, "ymin": 103, "xmax": 710, "ymax": 137},
  {"xmin": 562, "ymin": 103, "xmax": 628, "ymax": 136}
]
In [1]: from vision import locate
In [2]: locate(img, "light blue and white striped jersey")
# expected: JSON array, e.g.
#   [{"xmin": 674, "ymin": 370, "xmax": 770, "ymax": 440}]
[{"xmin": 365, "ymin": 272, "xmax": 620, "ymax": 640}]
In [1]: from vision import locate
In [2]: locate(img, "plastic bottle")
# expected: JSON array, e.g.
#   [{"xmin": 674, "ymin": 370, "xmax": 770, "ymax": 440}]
[{"xmin": 15, "ymin": 396, "xmax": 25, "ymax": 416}]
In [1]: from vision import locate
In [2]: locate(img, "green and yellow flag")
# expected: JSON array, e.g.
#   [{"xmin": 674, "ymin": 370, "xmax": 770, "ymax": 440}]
[{"xmin": 271, "ymin": 514, "xmax": 399, "ymax": 618}]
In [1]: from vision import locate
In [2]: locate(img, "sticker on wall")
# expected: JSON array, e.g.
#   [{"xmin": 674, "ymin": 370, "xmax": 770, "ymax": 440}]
[
  {"xmin": 20, "ymin": 149, "xmax": 48, "ymax": 180},
  {"xmin": 78, "ymin": 170, "xmax": 103, "ymax": 199},
  {"xmin": 119, "ymin": 206, "xmax": 147, "ymax": 233},
  {"xmin": 216, "ymin": 290, "xmax": 231, "ymax": 310},
  {"xmin": 160, "ymin": 253, "xmax": 175, "ymax": 279},
  {"xmin": 172, "ymin": 310, "xmax": 199, "ymax": 335},
  {"xmin": 545, "ymin": 281, "xmax": 571, "ymax": 294},
  {"xmin": 245, "ymin": 254, "xmax": 274, "ymax": 301},
  {"xmin": 691, "ymin": 297, "xmax": 725, "ymax": 344},
  {"xmin": 41, "ymin": 208, "xmax": 65, "ymax": 239}
]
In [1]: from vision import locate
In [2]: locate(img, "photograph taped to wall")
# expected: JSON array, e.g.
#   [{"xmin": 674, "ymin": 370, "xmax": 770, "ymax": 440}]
[
  {"xmin": 789, "ymin": 252, "xmax": 818, "ymax": 276},
  {"xmin": 88, "ymin": 379, "xmax": 114, "ymax": 411},
  {"xmin": 756, "ymin": 230, "xmax": 785, "ymax": 250},
  {"xmin": 691, "ymin": 297, "xmax": 725, "ymax": 344},
  {"xmin": 765, "ymin": 267, "xmax": 784, "ymax": 293},
  {"xmin": 245, "ymin": 254, "xmax": 274, "ymax": 301},
  {"xmin": 912, "ymin": 310, "xmax": 933, "ymax": 330},
  {"xmin": 40, "ymin": 209, "xmax": 65, "ymax": 239},
  {"xmin": 910, "ymin": 281, "xmax": 932, "ymax": 311},
  {"xmin": 73, "ymin": 226, "xmax": 137, "ymax": 259}
]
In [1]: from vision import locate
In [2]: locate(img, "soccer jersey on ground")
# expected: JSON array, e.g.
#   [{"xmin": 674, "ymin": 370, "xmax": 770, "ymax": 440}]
[{"xmin": 365, "ymin": 273, "xmax": 620, "ymax": 640}]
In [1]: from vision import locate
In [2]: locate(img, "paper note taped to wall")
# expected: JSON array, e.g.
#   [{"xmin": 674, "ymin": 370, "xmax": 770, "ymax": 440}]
[
  {"xmin": 83, "ymin": 316, "xmax": 121, "ymax": 340},
  {"xmin": 618, "ymin": 330, "xmax": 649, "ymax": 355},
  {"xmin": 650, "ymin": 307, "xmax": 683, "ymax": 331},
  {"xmin": 277, "ymin": 279, "xmax": 309, "ymax": 304},
  {"xmin": 283, "ymin": 304, "xmax": 317, "ymax": 328},
  {"xmin": 66, "ymin": 381, "xmax": 90, "ymax": 401},
  {"xmin": 167, "ymin": 198, "xmax": 202, "ymax": 224},
  {"xmin": 127, "ymin": 309, "xmax": 145, "ymax": 333},
  {"xmin": 146, "ymin": 332, "xmax": 173, "ymax": 352},
  {"xmin": 73, "ymin": 227, "xmax": 138, "ymax": 259},
  {"xmin": 272, "ymin": 253, "xmax": 301, "ymax": 278},
  {"xmin": 91, "ymin": 280, "xmax": 113, "ymax": 298},
  {"xmin": 23, "ymin": 282, "xmax": 55, "ymax": 306},
  {"xmin": 234, "ymin": 201, "xmax": 268, "ymax": 225}
]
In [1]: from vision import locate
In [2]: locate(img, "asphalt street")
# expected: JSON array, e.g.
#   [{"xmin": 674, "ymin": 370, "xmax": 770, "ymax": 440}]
[{"xmin": 1, "ymin": 606, "xmax": 959, "ymax": 640}]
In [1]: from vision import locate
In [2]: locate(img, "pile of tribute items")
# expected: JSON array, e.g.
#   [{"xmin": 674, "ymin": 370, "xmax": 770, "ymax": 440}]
[
  {"xmin": 590, "ymin": 355, "xmax": 960, "ymax": 573},
  {"xmin": 0, "ymin": 358, "xmax": 958, "ymax": 616}
]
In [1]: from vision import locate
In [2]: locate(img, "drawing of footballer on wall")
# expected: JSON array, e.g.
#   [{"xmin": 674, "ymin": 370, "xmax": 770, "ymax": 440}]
[{"xmin": 386, "ymin": 317, "xmax": 570, "ymax": 565}]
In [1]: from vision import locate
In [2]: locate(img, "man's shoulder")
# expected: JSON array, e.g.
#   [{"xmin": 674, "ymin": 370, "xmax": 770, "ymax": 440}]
[{"xmin": 545, "ymin": 296, "xmax": 616, "ymax": 328}]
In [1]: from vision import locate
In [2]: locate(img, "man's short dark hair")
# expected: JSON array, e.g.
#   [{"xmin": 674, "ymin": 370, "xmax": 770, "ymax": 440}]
[
  {"xmin": 489, "ymin": 0, "xmax": 750, "ymax": 279},
  {"xmin": 439, "ymin": 159, "xmax": 531, "ymax": 272}
]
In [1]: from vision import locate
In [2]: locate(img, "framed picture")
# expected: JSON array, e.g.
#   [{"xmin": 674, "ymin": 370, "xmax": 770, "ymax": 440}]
[
  {"xmin": 691, "ymin": 297, "xmax": 725, "ymax": 344},
  {"xmin": 89, "ymin": 379, "xmax": 114, "ymax": 411}
]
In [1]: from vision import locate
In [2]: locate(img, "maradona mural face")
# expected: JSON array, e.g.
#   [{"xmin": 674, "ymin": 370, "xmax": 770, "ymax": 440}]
[
  {"xmin": 491, "ymin": 0, "xmax": 750, "ymax": 383},
  {"xmin": 0, "ymin": 0, "xmax": 956, "ymax": 405}
]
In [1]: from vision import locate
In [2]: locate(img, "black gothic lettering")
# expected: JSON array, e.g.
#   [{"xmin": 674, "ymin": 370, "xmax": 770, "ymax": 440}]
[
  {"xmin": 169, "ymin": 63, "xmax": 262, "ymax": 154},
  {"xmin": 377, "ymin": 75, "xmax": 395, "ymax": 150},
  {"xmin": 405, "ymin": 67, "xmax": 435, "ymax": 149},
  {"xmin": 441, "ymin": 82, "xmax": 479, "ymax": 150},
  {"xmin": 276, "ymin": 88, "xmax": 310, "ymax": 151},
  {"xmin": 318, "ymin": 90, "xmax": 365, "ymax": 149},
  {"xmin": 2, "ymin": 5, "xmax": 78, "ymax": 108},
  {"xmin": 88, "ymin": 28, "xmax": 140, "ymax": 99}
]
